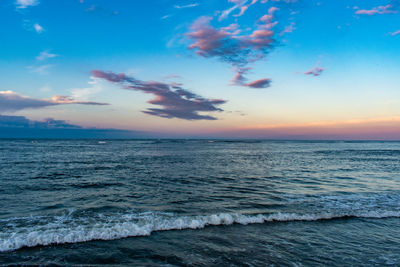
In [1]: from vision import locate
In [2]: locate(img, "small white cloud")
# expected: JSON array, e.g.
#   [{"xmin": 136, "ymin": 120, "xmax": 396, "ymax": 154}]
[
  {"xmin": 36, "ymin": 50, "xmax": 57, "ymax": 61},
  {"xmin": 33, "ymin": 23, "xmax": 44, "ymax": 33},
  {"xmin": 161, "ymin": 14, "xmax": 172, "ymax": 20},
  {"xmin": 16, "ymin": 0, "xmax": 38, "ymax": 9},
  {"xmin": 280, "ymin": 22, "xmax": 296, "ymax": 35},
  {"xmin": 70, "ymin": 77, "xmax": 103, "ymax": 101},
  {"xmin": 28, "ymin": 64, "xmax": 53, "ymax": 75}
]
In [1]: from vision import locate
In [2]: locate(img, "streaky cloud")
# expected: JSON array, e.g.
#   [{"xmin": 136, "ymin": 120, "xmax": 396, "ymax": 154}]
[
  {"xmin": 36, "ymin": 50, "xmax": 57, "ymax": 61},
  {"xmin": 174, "ymin": 3, "xmax": 199, "ymax": 9},
  {"xmin": 219, "ymin": 0, "xmax": 259, "ymax": 21},
  {"xmin": 391, "ymin": 30, "xmax": 400, "ymax": 36},
  {"xmin": 280, "ymin": 22, "xmax": 296, "ymax": 35},
  {"xmin": 304, "ymin": 66, "xmax": 324, "ymax": 77},
  {"xmin": 15, "ymin": 0, "xmax": 38, "ymax": 9},
  {"xmin": 0, "ymin": 90, "xmax": 108, "ymax": 113},
  {"xmin": 355, "ymin": 4, "xmax": 398, "ymax": 15},
  {"xmin": 161, "ymin": 14, "xmax": 172, "ymax": 20},
  {"xmin": 28, "ymin": 64, "xmax": 53, "ymax": 75},
  {"xmin": 92, "ymin": 70, "xmax": 226, "ymax": 120}
]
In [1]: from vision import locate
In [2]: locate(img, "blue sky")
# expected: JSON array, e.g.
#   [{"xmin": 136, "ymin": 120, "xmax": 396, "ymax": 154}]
[{"xmin": 1, "ymin": 0, "xmax": 400, "ymax": 139}]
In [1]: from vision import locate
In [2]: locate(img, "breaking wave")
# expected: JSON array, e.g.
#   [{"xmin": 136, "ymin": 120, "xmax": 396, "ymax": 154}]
[{"xmin": 1, "ymin": 209, "xmax": 400, "ymax": 252}]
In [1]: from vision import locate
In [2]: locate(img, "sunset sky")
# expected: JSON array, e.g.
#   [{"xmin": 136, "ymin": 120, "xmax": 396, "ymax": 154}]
[{"xmin": 1, "ymin": 0, "xmax": 400, "ymax": 139}]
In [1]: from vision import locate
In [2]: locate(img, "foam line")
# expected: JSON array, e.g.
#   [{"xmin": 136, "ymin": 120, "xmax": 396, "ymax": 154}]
[{"xmin": 1, "ymin": 210, "xmax": 400, "ymax": 252}]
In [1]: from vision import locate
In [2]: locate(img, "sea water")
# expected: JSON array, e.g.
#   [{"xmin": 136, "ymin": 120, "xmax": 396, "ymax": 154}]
[{"xmin": 0, "ymin": 140, "xmax": 399, "ymax": 266}]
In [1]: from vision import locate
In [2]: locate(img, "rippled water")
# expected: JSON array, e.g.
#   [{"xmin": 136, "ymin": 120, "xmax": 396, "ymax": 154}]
[{"xmin": 1, "ymin": 140, "xmax": 400, "ymax": 266}]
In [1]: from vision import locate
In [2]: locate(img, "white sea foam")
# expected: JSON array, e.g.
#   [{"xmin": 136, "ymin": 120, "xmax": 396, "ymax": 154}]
[{"xmin": 1, "ymin": 210, "xmax": 400, "ymax": 252}]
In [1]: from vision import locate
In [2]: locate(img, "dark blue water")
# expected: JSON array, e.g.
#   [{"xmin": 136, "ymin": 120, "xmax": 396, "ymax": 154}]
[{"xmin": 1, "ymin": 140, "xmax": 400, "ymax": 266}]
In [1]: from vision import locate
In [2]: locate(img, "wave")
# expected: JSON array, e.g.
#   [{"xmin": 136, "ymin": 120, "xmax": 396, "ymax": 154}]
[{"xmin": 1, "ymin": 210, "xmax": 400, "ymax": 252}]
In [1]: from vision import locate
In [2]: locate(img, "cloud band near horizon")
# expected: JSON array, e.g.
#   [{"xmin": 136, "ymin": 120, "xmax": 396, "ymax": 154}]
[{"xmin": 0, "ymin": 90, "xmax": 108, "ymax": 113}]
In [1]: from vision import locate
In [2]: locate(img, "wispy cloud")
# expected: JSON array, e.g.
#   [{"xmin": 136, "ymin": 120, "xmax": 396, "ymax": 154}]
[
  {"xmin": 161, "ymin": 14, "xmax": 172, "ymax": 20},
  {"xmin": 304, "ymin": 66, "xmax": 324, "ymax": 76},
  {"xmin": 219, "ymin": 0, "xmax": 252, "ymax": 21},
  {"xmin": 70, "ymin": 77, "xmax": 103, "ymax": 101},
  {"xmin": 0, "ymin": 90, "xmax": 108, "ymax": 113},
  {"xmin": 232, "ymin": 67, "xmax": 271, "ymax": 88},
  {"xmin": 92, "ymin": 70, "xmax": 226, "ymax": 120},
  {"xmin": 174, "ymin": 3, "xmax": 199, "ymax": 9},
  {"xmin": 280, "ymin": 22, "xmax": 296, "ymax": 35},
  {"xmin": 36, "ymin": 50, "xmax": 57, "ymax": 61},
  {"xmin": 391, "ymin": 30, "xmax": 400, "ymax": 36},
  {"xmin": 28, "ymin": 64, "xmax": 53, "ymax": 75},
  {"xmin": 15, "ymin": 0, "xmax": 38, "ymax": 9},
  {"xmin": 33, "ymin": 23, "xmax": 44, "ymax": 33},
  {"xmin": 219, "ymin": 0, "xmax": 278, "ymax": 20},
  {"xmin": 162, "ymin": 3, "xmax": 199, "ymax": 20},
  {"xmin": 354, "ymin": 4, "xmax": 397, "ymax": 15}
]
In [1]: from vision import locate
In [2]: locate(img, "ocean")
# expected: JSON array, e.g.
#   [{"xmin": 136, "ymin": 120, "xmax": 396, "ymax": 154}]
[{"xmin": 0, "ymin": 139, "xmax": 400, "ymax": 266}]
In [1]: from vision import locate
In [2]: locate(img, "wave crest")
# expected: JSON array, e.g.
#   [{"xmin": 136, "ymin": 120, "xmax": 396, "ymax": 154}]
[{"xmin": 1, "ymin": 210, "xmax": 400, "ymax": 252}]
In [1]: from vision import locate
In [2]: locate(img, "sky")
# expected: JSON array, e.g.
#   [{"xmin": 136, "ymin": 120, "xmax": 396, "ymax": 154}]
[{"xmin": 1, "ymin": 0, "xmax": 400, "ymax": 139}]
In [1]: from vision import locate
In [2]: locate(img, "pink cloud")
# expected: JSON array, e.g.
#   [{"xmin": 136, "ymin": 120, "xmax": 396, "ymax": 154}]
[
  {"xmin": 304, "ymin": 66, "xmax": 324, "ymax": 76},
  {"xmin": 391, "ymin": 30, "xmax": 400, "ymax": 36},
  {"xmin": 187, "ymin": 9, "xmax": 278, "ymax": 64},
  {"xmin": 232, "ymin": 67, "xmax": 251, "ymax": 85},
  {"xmin": 268, "ymin": 6, "xmax": 279, "ymax": 14},
  {"xmin": 355, "ymin": 4, "xmax": 397, "ymax": 15},
  {"xmin": 246, "ymin": 78, "xmax": 271, "ymax": 88},
  {"xmin": 187, "ymin": 17, "xmax": 234, "ymax": 59},
  {"xmin": 234, "ymin": 5, "xmax": 249, "ymax": 17},
  {"xmin": 187, "ymin": 6, "xmax": 280, "ymax": 88},
  {"xmin": 92, "ymin": 70, "xmax": 226, "ymax": 120},
  {"xmin": 232, "ymin": 67, "xmax": 271, "ymax": 88},
  {"xmin": 187, "ymin": 0, "xmax": 301, "ymax": 88}
]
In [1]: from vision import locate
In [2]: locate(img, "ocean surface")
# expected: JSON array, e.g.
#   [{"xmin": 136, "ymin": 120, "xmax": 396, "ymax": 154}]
[{"xmin": 0, "ymin": 139, "xmax": 400, "ymax": 266}]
